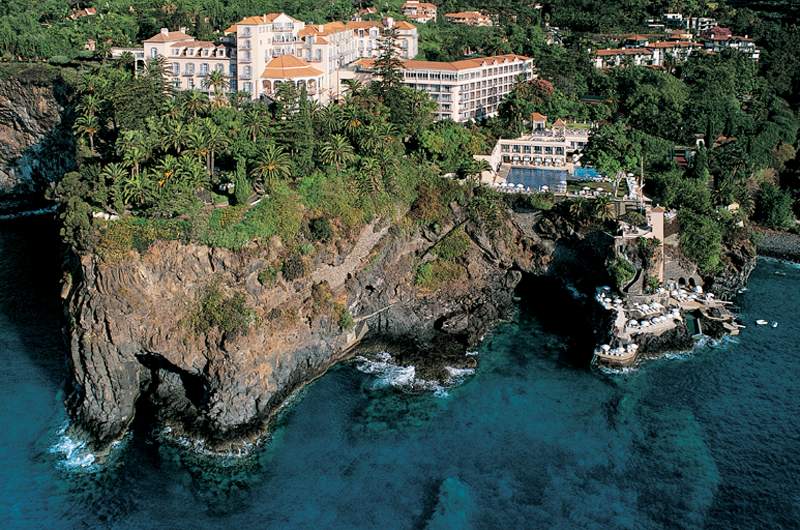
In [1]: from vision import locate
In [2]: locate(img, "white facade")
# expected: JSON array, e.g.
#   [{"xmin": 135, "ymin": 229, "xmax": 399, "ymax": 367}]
[
  {"xmin": 128, "ymin": 13, "xmax": 419, "ymax": 104},
  {"xmin": 142, "ymin": 29, "xmax": 235, "ymax": 93},
  {"xmin": 398, "ymin": 55, "xmax": 535, "ymax": 122}
]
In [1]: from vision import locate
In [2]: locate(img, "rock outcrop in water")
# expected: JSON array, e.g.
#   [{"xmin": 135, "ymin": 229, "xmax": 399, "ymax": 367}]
[
  {"xmin": 65, "ymin": 201, "xmax": 596, "ymax": 449},
  {"xmin": 0, "ymin": 64, "xmax": 75, "ymax": 211}
]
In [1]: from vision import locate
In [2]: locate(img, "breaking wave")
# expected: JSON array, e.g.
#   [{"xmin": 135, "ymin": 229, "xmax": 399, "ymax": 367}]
[
  {"xmin": 355, "ymin": 352, "xmax": 475, "ymax": 397},
  {"xmin": 49, "ymin": 422, "xmax": 98, "ymax": 471}
]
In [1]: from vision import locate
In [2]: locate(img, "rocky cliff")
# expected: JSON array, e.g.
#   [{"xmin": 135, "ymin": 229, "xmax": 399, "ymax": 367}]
[
  {"xmin": 0, "ymin": 64, "xmax": 75, "ymax": 211},
  {"xmin": 65, "ymin": 202, "xmax": 599, "ymax": 450}
]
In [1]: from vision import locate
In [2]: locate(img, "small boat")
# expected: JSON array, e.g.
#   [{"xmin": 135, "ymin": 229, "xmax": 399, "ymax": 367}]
[
  {"xmin": 756, "ymin": 320, "xmax": 768, "ymax": 326},
  {"xmin": 771, "ymin": 322, "xmax": 778, "ymax": 328}
]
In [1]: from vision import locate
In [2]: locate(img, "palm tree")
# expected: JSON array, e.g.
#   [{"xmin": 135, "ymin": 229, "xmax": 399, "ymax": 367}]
[
  {"xmin": 568, "ymin": 198, "xmax": 589, "ymax": 222},
  {"xmin": 118, "ymin": 171, "xmax": 153, "ymax": 208},
  {"xmin": 183, "ymin": 90, "xmax": 208, "ymax": 118},
  {"xmin": 358, "ymin": 123, "xmax": 383, "ymax": 155},
  {"xmin": 342, "ymin": 79, "xmax": 364, "ymax": 99},
  {"xmin": 154, "ymin": 155, "xmax": 181, "ymax": 187},
  {"xmin": 250, "ymin": 143, "xmax": 292, "ymax": 195},
  {"xmin": 186, "ymin": 124, "xmax": 210, "ymax": 166},
  {"xmin": 591, "ymin": 195, "xmax": 615, "ymax": 223},
  {"xmin": 74, "ymin": 113, "xmax": 99, "ymax": 152},
  {"xmin": 203, "ymin": 70, "xmax": 229, "ymax": 106},
  {"xmin": 101, "ymin": 162, "xmax": 127, "ymax": 183},
  {"xmin": 320, "ymin": 134, "xmax": 355, "ymax": 171},
  {"xmin": 358, "ymin": 157, "xmax": 383, "ymax": 194},
  {"xmin": 316, "ymin": 104, "xmax": 342, "ymax": 135},
  {"xmin": 77, "ymin": 94, "xmax": 100, "ymax": 117},
  {"xmin": 117, "ymin": 130, "xmax": 150, "ymax": 178},
  {"xmin": 161, "ymin": 119, "xmax": 187, "ymax": 154},
  {"xmin": 204, "ymin": 121, "xmax": 229, "ymax": 175},
  {"xmin": 177, "ymin": 154, "xmax": 208, "ymax": 189},
  {"xmin": 242, "ymin": 107, "xmax": 269, "ymax": 143},
  {"xmin": 342, "ymin": 106, "xmax": 362, "ymax": 137}
]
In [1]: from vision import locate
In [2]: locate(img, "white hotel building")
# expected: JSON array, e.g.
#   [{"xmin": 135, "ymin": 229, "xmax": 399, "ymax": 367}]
[
  {"xmin": 126, "ymin": 12, "xmax": 418, "ymax": 104},
  {"xmin": 396, "ymin": 54, "xmax": 535, "ymax": 121}
]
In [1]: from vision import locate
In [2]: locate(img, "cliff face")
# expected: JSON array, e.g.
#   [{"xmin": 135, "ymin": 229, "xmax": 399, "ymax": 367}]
[
  {"xmin": 65, "ymin": 205, "xmax": 577, "ymax": 449},
  {"xmin": 0, "ymin": 65, "xmax": 75, "ymax": 207}
]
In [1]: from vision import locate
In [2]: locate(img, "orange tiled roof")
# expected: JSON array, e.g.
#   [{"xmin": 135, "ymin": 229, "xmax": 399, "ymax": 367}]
[
  {"xmin": 594, "ymin": 48, "xmax": 653, "ymax": 56},
  {"xmin": 171, "ymin": 40, "xmax": 216, "ymax": 48},
  {"xmin": 530, "ymin": 112, "xmax": 547, "ymax": 121},
  {"xmin": 261, "ymin": 55, "xmax": 323, "ymax": 79},
  {"xmin": 646, "ymin": 41, "xmax": 700, "ymax": 49},
  {"xmin": 444, "ymin": 11, "xmax": 485, "ymax": 19},
  {"xmin": 144, "ymin": 30, "xmax": 193, "ymax": 43},
  {"xmin": 402, "ymin": 54, "xmax": 530, "ymax": 71},
  {"xmin": 395, "ymin": 21, "xmax": 416, "ymax": 30}
]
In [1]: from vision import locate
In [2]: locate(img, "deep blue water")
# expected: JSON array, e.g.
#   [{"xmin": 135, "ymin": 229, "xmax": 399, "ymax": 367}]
[{"xmin": 2, "ymin": 218, "xmax": 800, "ymax": 529}]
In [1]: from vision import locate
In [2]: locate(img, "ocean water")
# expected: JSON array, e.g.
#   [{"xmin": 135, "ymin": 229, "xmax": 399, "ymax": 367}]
[{"xmin": 1, "ymin": 218, "xmax": 799, "ymax": 529}]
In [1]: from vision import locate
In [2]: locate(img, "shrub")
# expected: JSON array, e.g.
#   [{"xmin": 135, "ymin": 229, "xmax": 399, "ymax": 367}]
[
  {"xmin": 435, "ymin": 227, "xmax": 471, "ymax": 261},
  {"xmin": 607, "ymin": 256, "xmax": 636, "ymax": 290},
  {"xmin": 337, "ymin": 306, "xmax": 354, "ymax": 330},
  {"xmin": 258, "ymin": 266, "xmax": 278, "ymax": 286},
  {"xmin": 282, "ymin": 254, "xmax": 306, "ymax": 281},
  {"xmin": 309, "ymin": 217, "xmax": 333, "ymax": 242},
  {"xmin": 190, "ymin": 282, "xmax": 253, "ymax": 337},
  {"xmin": 754, "ymin": 182, "xmax": 794, "ymax": 230},
  {"xmin": 415, "ymin": 260, "xmax": 464, "ymax": 291},
  {"xmin": 467, "ymin": 189, "xmax": 507, "ymax": 234},
  {"xmin": 527, "ymin": 192, "xmax": 555, "ymax": 211},
  {"xmin": 679, "ymin": 210, "xmax": 723, "ymax": 275}
]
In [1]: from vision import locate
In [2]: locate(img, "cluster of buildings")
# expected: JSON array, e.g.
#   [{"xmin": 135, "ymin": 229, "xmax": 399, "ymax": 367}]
[
  {"xmin": 592, "ymin": 25, "xmax": 759, "ymax": 69},
  {"xmin": 443, "ymin": 11, "xmax": 495, "ymax": 27},
  {"xmin": 401, "ymin": 1, "xmax": 437, "ymax": 24},
  {"xmin": 120, "ymin": 11, "xmax": 534, "ymax": 122},
  {"xmin": 484, "ymin": 112, "xmax": 593, "ymax": 187},
  {"xmin": 131, "ymin": 13, "xmax": 418, "ymax": 103},
  {"xmin": 398, "ymin": 2, "xmax": 494, "ymax": 26}
]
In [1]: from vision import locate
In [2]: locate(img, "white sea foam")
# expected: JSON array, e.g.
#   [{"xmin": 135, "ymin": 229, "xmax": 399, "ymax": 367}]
[
  {"xmin": 355, "ymin": 353, "xmax": 476, "ymax": 397},
  {"xmin": 0, "ymin": 205, "xmax": 57, "ymax": 221},
  {"xmin": 49, "ymin": 422, "xmax": 97, "ymax": 471},
  {"xmin": 355, "ymin": 353, "xmax": 417, "ymax": 389}
]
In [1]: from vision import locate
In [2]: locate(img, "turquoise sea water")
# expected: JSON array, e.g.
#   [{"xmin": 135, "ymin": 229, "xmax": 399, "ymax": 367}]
[{"xmin": 1, "ymin": 218, "xmax": 799, "ymax": 529}]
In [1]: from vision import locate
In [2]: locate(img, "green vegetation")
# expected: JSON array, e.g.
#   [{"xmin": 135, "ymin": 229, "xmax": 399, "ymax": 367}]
[
  {"xmin": 607, "ymin": 256, "xmax": 636, "ymax": 290},
  {"xmin": 189, "ymin": 281, "xmax": 254, "ymax": 337},
  {"xmin": 754, "ymin": 181, "xmax": 795, "ymax": 229},
  {"xmin": 433, "ymin": 227, "xmax": 471, "ymax": 261},
  {"xmin": 49, "ymin": 32, "xmax": 483, "ymax": 260},
  {"xmin": 415, "ymin": 260, "xmax": 464, "ymax": 291}
]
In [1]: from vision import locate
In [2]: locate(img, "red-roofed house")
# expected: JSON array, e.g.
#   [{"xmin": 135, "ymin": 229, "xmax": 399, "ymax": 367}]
[
  {"xmin": 402, "ymin": 1, "xmax": 437, "ymax": 23},
  {"xmin": 444, "ymin": 11, "xmax": 494, "ymax": 27}
]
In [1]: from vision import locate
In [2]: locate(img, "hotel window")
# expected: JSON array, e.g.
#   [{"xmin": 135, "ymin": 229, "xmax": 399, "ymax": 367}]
[
  {"xmin": 150, "ymin": 47, "xmax": 158, "ymax": 58},
  {"xmin": 188, "ymin": 79, "xmax": 194, "ymax": 89},
  {"xmin": 243, "ymin": 82, "xmax": 252, "ymax": 93},
  {"xmin": 200, "ymin": 63, "xmax": 209, "ymax": 75},
  {"xmin": 185, "ymin": 63, "xmax": 195, "ymax": 75},
  {"xmin": 171, "ymin": 63, "xmax": 179, "ymax": 75}
]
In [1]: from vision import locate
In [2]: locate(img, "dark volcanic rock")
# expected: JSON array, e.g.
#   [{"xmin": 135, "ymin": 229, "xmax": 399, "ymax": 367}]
[
  {"xmin": 64, "ymin": 204, "xmax": 567, "ymax": 449},
  {"xmin": 0, "ymin": 64, "xmax": 75, "ymax": 210}
]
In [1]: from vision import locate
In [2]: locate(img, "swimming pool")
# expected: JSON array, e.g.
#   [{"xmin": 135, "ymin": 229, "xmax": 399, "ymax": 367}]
[
  {"xmin": 506, "ymin": 168, "xmax": 569, "ymax": 191},
  {"xmin": 573, "ymin": 166, "xmax": 601, "ymax": 180}
]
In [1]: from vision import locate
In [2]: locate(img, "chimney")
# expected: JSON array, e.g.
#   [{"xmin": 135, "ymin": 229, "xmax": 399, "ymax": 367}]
[
  {"xmin": 160, "ymin": 28, "xmax": 169, "ymax": 35},
  {"xmin": 179, "ymin": 26, "xmax": 188, "ymax": 33},
  {"xmin": 384, "ymin": 16, "xmax": 395, "ymax": 28}
]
